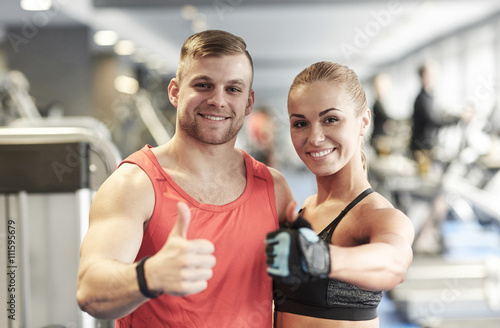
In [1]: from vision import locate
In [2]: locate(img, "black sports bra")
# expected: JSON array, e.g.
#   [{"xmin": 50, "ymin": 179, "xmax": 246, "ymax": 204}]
[{"xmin": 273, "ymin": 188, "xmax": 383, "ymax": 321}]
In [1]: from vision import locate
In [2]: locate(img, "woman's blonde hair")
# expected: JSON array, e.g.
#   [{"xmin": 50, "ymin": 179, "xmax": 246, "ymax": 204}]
[{"xmin": 289, "ymin": 61, "xmax": 369, "ymax": 172}]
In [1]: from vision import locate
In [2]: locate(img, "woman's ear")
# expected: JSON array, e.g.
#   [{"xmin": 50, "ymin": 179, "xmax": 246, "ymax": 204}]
[{"xmin": 360, "ymin": 108, "xmax": 371, "ymax": 136}]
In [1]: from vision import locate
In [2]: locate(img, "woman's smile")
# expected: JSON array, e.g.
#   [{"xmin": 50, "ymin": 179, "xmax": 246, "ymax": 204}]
[{"xmin": 308, "ymin": 148, "xmax": 335, "ymax": 159}]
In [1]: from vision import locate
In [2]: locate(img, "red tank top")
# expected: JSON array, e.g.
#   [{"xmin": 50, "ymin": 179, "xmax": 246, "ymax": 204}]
[{"xmin": 115, "ymin": 145, "xmax": 278, "ymax": 328}]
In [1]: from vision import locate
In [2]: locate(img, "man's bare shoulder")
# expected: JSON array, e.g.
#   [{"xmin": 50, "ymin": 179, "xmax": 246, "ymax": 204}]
[
  {"xmin": 91, "ymin": 162, "xmax": 155, "ymax": 224},
  {"xmin": 114, "ymin": 162, "xmax": 150, "ymax": 182},
  {"xmin": 267, "ymin": 167, "xmax": 290, "ymax": 190}
]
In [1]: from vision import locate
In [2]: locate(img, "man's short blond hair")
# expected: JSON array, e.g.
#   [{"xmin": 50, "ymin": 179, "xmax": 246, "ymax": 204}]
[{"xmin": 176, "ymin": 30, "xmax": 254, "ymax": 86}]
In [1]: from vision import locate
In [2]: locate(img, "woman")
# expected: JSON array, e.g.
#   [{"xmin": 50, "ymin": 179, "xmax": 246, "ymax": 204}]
[{"xmin": 267, "ymin": 62, "xmax": 414, "ymax": 328}]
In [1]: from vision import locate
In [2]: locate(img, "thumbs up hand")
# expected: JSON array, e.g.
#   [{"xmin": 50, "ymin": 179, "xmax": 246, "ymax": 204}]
[{"xmin": 143, "ymin": 202, "xmax": 216, "ymax": 297}]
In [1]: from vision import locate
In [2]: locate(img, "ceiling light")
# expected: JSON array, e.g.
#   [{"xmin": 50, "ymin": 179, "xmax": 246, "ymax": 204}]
[
  {"xmin": 114, "ymin": 40, "xmax": 136, "ymax": 56},
  {"xmin": 20, "ymin": 0, "xmax": 52, "ymax": 11},
  {"xmin": 93, "ymin": 30, "xmax": 119, "ymax": 46},
  {"xmin": 181, "ymin": 5, "xmax": 198, "ymax": 20},
  {"xmin": 114, "ymin": 75, "xmax": 139, "ymax": 95}
]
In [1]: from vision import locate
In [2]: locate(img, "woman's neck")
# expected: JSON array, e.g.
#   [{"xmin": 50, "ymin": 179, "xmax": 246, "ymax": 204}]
[{"xmin": 315, "ymin": 162, "xmax": 370, "ymax": 205}]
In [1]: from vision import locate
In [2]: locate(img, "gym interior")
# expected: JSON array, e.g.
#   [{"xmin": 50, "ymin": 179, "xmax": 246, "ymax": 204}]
[{"xmin": 1, "ymin": 1, "xmax": 500, "ymax": 327}]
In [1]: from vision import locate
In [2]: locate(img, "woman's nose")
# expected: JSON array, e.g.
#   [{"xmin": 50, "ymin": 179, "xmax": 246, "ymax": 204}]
[{"xmin": 309, "ymin": 125, "xmax": 326, "ymax": 146}]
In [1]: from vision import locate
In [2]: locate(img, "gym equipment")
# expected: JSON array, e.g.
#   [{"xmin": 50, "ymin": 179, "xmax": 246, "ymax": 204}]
[
  {"xmin": 389, "ymin": 255, "xmax": 500, "ymax": 327},
  {"xmin": 369, "ymin": 119, "xmax": 500, "ymax": 327},
  {"xmin": 0, "ymin": 70, "xmax": 42, "ymax": 124},
  {"xmin": 0, "ymin": 125, "xmax": 121, "ymax": 328}
]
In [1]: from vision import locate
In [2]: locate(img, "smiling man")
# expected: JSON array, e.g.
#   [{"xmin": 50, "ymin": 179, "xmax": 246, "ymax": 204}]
[{"xmin": 76, "ymin": 30, "xmax": 293, "ymax": 328}]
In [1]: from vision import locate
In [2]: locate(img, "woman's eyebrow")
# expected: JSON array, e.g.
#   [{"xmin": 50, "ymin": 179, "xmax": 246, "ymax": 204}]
[
  {"xmin": 289, "ymin": 108, "xmax": 341, "ymax": 119},
  {"xmin": 319, "ymin": 108, "xmax": 341, "ymax": 117}
]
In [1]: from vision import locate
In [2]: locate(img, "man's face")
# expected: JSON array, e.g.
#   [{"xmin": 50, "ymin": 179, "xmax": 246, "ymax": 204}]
[{"xmin": 168, "ymin": 54, "xmax": 254, "ymax": 145}]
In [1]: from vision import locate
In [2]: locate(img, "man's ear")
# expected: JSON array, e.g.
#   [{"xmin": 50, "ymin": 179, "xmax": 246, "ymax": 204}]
[
  {"xmin": 360, "ymin": 108, "xmax": 371, "ymax": 136},
  {"xmin": 168, "ymin": 78, "xmax": 180, "ymax": 108},
  {"xmin": 245, "ymin": 89, "xmax": 255, "ymax": 116}
]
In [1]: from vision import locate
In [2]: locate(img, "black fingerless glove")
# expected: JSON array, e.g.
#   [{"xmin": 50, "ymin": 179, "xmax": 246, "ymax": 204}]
[{"xmin": 265, "ymin": 215, "xmax": 331, "ymax": 282}]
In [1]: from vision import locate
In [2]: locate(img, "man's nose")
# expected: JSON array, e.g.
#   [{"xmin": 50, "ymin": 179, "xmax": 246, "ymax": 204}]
[{"xmin": 207, "ymin": 87, "xmax": 226, "ymax": 108}]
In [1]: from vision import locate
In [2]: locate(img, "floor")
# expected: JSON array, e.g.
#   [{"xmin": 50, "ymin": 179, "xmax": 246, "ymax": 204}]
[{"xmin": 379, "ymin": 296, "xmax": 419, "ymax": 328}]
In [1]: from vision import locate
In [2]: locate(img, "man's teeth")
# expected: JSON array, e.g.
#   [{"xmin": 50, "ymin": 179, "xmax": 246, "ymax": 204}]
[
  {"xmin": 203, "ymin": 115, "xmax": 226, "ymax": 121},
  {"xmin": 310, "ymin": 149, "xmax": 333, "ymax": 158}
]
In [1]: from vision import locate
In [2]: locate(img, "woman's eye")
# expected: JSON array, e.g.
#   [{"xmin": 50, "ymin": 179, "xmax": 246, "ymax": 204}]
[
  {"xmin": 324, "ymin": 117, "xmax": 339, "ymax": 123},
  {"xmin": 292, "ymin": 121, "xmax": 307, "ymax": 128}
]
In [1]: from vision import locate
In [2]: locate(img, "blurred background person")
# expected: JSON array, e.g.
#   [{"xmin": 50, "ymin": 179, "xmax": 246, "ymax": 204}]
[
  {"xmin": 245, "ymin": 106, "xmax": 278, "ymax": 167},
  {"xmin": 370, "ymin": 72, "xmax": 393, "ymax": 156},
  {"xmin": 410, "ymin": 60, "xmax": 462, "ymax": 175}
]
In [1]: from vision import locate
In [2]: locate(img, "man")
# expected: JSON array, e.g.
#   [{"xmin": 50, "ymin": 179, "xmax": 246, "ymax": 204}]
[
  {"xmin": 77, "ymin": 30, "xmax": 293, "ymax": 327},
  {"xmin": 370, "ymin": 73, "xmax": 392, "ymax": 155},
  {"xmin": 410, "ymin": 60, "xmax": 460, "ymax": 164},
  {"xmin": 410, "ymin": 61, "xmax": 440, "ymax": 156}
]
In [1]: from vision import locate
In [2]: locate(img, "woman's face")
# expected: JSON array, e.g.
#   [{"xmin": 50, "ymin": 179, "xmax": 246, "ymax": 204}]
[{"xmin": 288, "ymin": 81, "xmax": 369, "ymax": 176}]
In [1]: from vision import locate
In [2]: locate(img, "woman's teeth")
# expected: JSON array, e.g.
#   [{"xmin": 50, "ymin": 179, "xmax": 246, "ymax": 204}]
[{"xmin": 310, "ymin": 149, "xmax": 333, "ymax": 158}]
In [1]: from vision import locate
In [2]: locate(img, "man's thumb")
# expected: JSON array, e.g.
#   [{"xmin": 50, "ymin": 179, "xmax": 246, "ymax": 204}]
[{"xmin": 172, "ymin": 201, "xmax": 191, "ymax": 238}]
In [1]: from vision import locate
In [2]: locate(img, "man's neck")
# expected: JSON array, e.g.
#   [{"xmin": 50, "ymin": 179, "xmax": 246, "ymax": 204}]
[
  {"xmin": 152, "ymin": 135, "xmax": 248, "ymax": 205},
  {"xmin": 155, "ymin": 134, "xmax": 243, "ymax": 178}
]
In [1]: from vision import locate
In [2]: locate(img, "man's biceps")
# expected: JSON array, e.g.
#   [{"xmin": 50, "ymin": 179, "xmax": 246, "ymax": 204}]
[{"xmin": 82, "ymin": 220, "xmax": 143, "ymax": 262}]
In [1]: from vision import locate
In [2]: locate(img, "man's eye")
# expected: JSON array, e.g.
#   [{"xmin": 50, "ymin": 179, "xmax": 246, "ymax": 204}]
[{"xmin": 228, "ymin": 87, "xmax": 241, "ymax": 92}]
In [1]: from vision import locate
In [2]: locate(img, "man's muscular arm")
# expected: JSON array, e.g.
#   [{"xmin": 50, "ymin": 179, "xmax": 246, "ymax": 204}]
[{"xmin": 76, "ymin": 164, "xmax": 215, "ymax": 319}]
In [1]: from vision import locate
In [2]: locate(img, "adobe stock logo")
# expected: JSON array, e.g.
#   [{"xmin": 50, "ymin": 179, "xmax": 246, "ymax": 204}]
[
  {"xmin": 6, "ymin": 0, "xmax": 71, "ymax": 54},
  {"xmin": 214, "ymin": 0, "xmax": 243, "ymax": 21},
  {"xmin": 339, "ymin": 1, "xmax": 403, "ymax": 62}
]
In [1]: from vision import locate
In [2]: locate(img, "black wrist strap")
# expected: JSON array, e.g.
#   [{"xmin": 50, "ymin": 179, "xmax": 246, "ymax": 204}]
[{"xmin": 136, "ymin": 256, "xmax": 162, "ymax": 299}]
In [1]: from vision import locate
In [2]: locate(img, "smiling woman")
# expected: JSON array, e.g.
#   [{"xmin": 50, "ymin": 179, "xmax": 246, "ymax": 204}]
[
  {"xmin": 288, "ymin": 62, "xmax": 371, "ymax": 177},
  {"xmin": 266, "ymin": 61, "xmax": 414, "ymax": 328}
]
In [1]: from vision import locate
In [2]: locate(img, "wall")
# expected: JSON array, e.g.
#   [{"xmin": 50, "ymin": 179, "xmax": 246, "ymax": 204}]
[{"xmin": 4, "ymin": 25, "xmax": 92, "ymax": 117}]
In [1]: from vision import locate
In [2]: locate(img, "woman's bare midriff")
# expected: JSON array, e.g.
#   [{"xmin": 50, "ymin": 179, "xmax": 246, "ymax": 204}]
[{"xmin": 274, "ymin": 311, "xmax": 379, "ymax": 328}]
